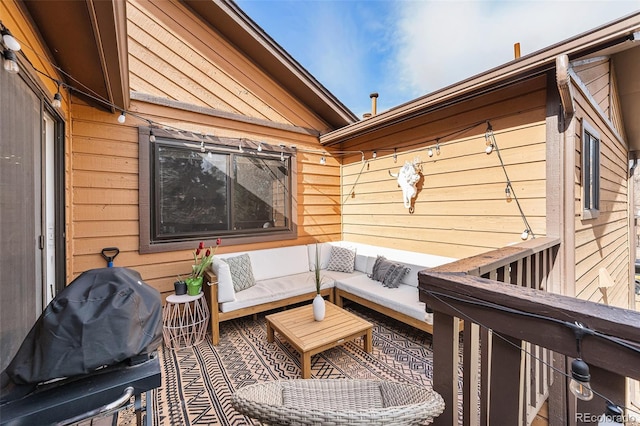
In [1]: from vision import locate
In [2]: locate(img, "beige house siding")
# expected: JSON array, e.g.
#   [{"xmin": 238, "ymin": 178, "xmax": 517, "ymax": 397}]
[
  {"xmin": 69, "ymin": 97, "xmax": 339, "ymax": 298},
  {"xmin": 127, "ymin": 0, "xmax": 328, "ymax": 130},
  {"xmin": 572, "ymin": 77, "xmax": 630, "ymax": 308},
  {"xmin": 339, "ymin": 76, "xmax": 548, "ymax": 259}
]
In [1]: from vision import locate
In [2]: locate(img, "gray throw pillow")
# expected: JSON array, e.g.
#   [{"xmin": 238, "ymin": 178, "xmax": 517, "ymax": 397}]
[
  {"xmin": 222, "ymin": 254, "xmax": 256, "ymax": 292},
  {"xmin": 326, "ymin": 246, "xmax": 356, "ymax": 273},
  {"xmin": 371, "ymin": 257, "xmax": 397, "ymax": 283},
  {"xmin": 383, "ymin": 264, "xmax": 410, "ymax": 288}
]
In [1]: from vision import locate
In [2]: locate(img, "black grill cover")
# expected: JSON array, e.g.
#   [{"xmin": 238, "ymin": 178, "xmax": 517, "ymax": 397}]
[{"xmin": 5, "ymin": 267, "xmax": 163, "ymax": 385}]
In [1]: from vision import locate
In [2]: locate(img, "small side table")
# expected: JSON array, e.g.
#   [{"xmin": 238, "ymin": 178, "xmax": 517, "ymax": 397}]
[{"xmin": 162, "ymin": 292, "xmax": 210, "ymax": 350}]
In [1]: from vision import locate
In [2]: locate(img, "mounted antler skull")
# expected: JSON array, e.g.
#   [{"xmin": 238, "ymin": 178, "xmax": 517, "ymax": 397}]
[{"xmin": 389, "ymin": 158, "xmax": 421, "ymax": 208}]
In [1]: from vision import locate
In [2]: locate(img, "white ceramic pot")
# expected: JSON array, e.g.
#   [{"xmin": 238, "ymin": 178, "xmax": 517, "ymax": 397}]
[{"xmin": 312, "ymin": 294, "xmax": 325, "ymax": 321}]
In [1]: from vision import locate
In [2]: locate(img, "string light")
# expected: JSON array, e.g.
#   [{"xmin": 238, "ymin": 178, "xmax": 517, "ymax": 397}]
[
  {"xmin": 427, "ymin": 147, "xmax": 434, "ymax": 157},
  {"xmin": 570, "ymin": 358, "xmax": 593, "ymax": 401},
  {"xmin": 238, "ymin": 143, "xmax": 244, "ymax": 153},
  {"xmin": 1, "ymin": 26, "xmax": 21, "ymax": 52},
  {"xmin": 393, "ymin": 149, "xmax": 397, "ymax": 163},
  {"xmin": 117, "ymin": 111, "xmax": 126, "ymax": 123},
  {"xmin": 149, "ymin": 128, "xmax": 156, "ymax": 142},
  {"xmin": 361, "ymin": 152, "xmax": 365, "ymax": 163},
  {"xmin": 505, "ymin": 183, "xmax": 512, "ymax": 200},
  {"xmin": 435, "ymin": 144, "xmax": 441, "ymax": 155},
  {"xmin": 257, "ymin": 142, "xmax": 263, "ymax": 152},
  {"xmin": 320, "ymin": 156, "xmax": 326, "ymax": 165},
  {"xmin": 52, "ymin": 82, "xmax": 62, "ymax": 108},
  {"xmin": 372, "ymin": 151, "xmax": 377, "ymax": 159},
  {"xmin": 3, "ymin": 49, "xmax": 19, "ymax": 74}
]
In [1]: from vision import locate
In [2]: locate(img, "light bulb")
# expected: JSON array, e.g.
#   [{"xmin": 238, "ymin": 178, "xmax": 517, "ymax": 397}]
[
  {"xmin": 200, "ymin": 141, "xmax": 206, "ymax": 153},
  {"xmin": 1, "ymin": 28, "xmax": 21, "ymax": 52},
  {"xmin": 149, "ymin": 129, "xmax": 156, "ymax": 142},
  {"xmin": 257, "ymin": 143, "xmax": 263, "ymax": 152},
  {"xmin": 569, "ymin": 358, "xmax": 593, "ymax": 401},
  {"xmin": 393, "ymin": 149, "xmax": 397, "ymax": 163},
  {"xmin": 238, "ymin": 144, "xmax": 244, "ymax": 153},
  {"xmin": 435, "ymin": 144, "xmax": 441, "ymax": 155},
  {"xmin": 372, "ymin": 151, "xmax": 377, "ymax": 159},
  {"xmin": 361, "ymin": 152, "xmax": 365, "ymax": 163},
  {"xmin": 521, "ymin": 229, "xmax": 530, "ymax": 240},
  {"xmin": 599, "ymin": 401, "xmax": 624, "ymax": 425},
  {"xmin": 117, "ymin": 111, "xmax": 126, "ymax": 123},
  {"xmin": 320, "ymin": 156, "xmax": 326, "ymax": 165},
  {"xmin": 3, "ymin": 49, "xmax": 19, "ymax": 74},
  {"xmin": 52, "ymin": 92, "xmax": 62, "ymax": 108},
  {"xmin": 428, "ymin": 148, "xmax": 433, "ymax": 157},
  {"xmin": 485, "ymin": 144, "xmax": 494, "ymax": 154},
  {"xmin": 505, "ymin": 185, "xmax": 511, "ymax": 199}
]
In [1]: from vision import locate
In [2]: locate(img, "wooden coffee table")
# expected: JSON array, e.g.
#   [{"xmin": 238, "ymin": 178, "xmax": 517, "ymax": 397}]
[{"xmin": 265, "ymin": 302, "xmax": 373, "ymax": 378}]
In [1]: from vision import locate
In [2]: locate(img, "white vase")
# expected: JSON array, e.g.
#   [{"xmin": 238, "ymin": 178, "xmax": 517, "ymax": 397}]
[{"xmin": 312, "ymin": 294, "xmax": 325, "ymax": 321}]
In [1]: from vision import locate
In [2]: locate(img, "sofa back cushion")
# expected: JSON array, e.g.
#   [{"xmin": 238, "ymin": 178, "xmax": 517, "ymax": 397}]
[{"xmin": 249, "ymin": 245, "xmax": 310, "ymax": 281}]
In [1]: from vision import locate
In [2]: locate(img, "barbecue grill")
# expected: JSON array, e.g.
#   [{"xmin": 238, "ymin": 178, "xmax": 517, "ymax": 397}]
[{"xmin": 0, "ymin": 267, "xmax": 163, "ymax": 425}]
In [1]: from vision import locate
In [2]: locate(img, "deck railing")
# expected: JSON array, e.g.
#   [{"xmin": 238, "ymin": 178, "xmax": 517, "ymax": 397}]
[{"xmin": 418, "ymin": 237, "xmax": 640, "ymax": 425}]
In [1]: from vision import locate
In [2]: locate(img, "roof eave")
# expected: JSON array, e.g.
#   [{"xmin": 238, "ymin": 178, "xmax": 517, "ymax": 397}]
[
  {"xmin": 321, "ymin": 11, "xmax": 640, "ymax": 146},
  {"xmin": 181, "ymin": 0, "xmax": 357, "ymax": 129}
]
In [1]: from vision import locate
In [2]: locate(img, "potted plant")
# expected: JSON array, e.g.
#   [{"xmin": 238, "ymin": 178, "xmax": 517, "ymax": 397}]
[
  {"xmin": 312, "ymin": 243, "xmax": 326, "ymax": 321},
  {"xmin": 174, "ymin": 275, "xmax": 187, "ymax": 295},
  {"xmin": 186, "ymin": 238, "xmax": 221, "ymax": 296}
]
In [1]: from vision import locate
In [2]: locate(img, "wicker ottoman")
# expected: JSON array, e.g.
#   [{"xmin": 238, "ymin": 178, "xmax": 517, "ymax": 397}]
[{"xmin": 231, "ymin": 379, "xmax": 444, "ymax": 425}]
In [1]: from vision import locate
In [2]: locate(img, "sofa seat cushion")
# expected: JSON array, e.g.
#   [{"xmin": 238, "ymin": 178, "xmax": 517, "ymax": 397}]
[
  {"xmin": 335, "ymin": 275, "xmax": 432, "ymax": 324},
  {"xmin": 219, "ymin": 272, "xmax": 335, "ymax": 313}
]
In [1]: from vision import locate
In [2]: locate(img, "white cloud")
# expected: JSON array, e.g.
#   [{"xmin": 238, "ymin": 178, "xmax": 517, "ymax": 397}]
[{"xmin": 392, "ymin": 1, "xmax": 639, "ymax": 98}]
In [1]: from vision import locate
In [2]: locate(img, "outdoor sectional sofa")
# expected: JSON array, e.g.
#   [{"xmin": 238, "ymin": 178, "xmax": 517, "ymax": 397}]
[{"xmin": 203, "ymin": 242, "xmax": 456, "ymax": 345}]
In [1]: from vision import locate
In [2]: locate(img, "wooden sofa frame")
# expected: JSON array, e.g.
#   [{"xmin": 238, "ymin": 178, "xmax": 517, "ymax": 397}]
[{"xmin": 203, "ymin": 269, "xmax": 334, "ymax": 345}]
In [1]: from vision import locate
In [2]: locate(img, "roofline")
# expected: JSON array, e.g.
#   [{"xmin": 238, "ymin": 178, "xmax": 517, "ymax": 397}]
[
  {"xmin": 181, "ymin": 0, "xmax": 358, "ymax": 129},
  {"xmin": 320, "ymin": 11, "xmax": 640, "ymax": 146}
]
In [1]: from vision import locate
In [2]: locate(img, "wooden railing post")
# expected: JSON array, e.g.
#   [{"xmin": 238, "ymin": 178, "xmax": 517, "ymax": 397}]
[
  {"xmin": 432, "ymin": 310, "xmax": 460, "ymax": 426},
  {"xmin": 489, "ymin": 333, "xmax": 524, "ymax": 424}
]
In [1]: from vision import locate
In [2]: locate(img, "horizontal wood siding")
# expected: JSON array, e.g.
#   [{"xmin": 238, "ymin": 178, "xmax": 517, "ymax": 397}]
[
  {"xmin": 69, "ymin": 99, "xmax": 339, "ymax": 298},
  {"xmin": 127, "ymin": 0, "xmax": 328, "ymax": 130},
  {"xmin": 573, "ymin": 58, "xmax": 626, "ymax": 139},
  {"xmin": 572, "ymin": 83, "xmax": 630, "ymax": 308},
  {"xmin": 339, "ymin": 76, "xmax": 548, "ymax": 259}
]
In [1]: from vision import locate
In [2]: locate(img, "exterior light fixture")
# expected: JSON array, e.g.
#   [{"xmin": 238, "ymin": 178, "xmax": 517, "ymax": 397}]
[
  {"xmin": 52, "ymin": 91, "xmax": 62, "ymax": 108},
  {"xmin": 1, "ymin": 27, "xmax": 21, "ymax": 52},
  {"xmin": 569, "ymin": 358, "xmax": 593, "ymax": 401},
  {"xmin": 3, "ymin": 49, "xmax": 19, "ymax": 74},
  {"xmin": 598, "ymin": 400, "xmax": 623, "ymax": 425},
  {"xmin": 149, "ymin": 128, "xmax": 156, "ymax": 142},
  {"xmin": 427, "ymin": 148, "xmax": 433, "ymax": 157},
  {"xmin": 320, "ymin": 156, "xmax": 326, "ymax": 165},
  {"xmin": 521, "ymin": 229, "xmax": 530, "ymax": 240},
  {"xmin": 117, "ymin": 111, "xmax": 126, "ymax": 123},
  {"xmin": 485, "ymin": 144, "xmax": 494, "ymax": 154}
]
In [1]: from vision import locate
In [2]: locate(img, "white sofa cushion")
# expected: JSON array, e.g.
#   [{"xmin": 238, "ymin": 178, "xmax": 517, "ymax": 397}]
[
  {"xmin": 219, "ymin": 272, "xmax": 334, "ymax": 313},
  {"xmin": 211, "ymin": 257, "xmax": 235, "ymax": 303},
  {"xmin": 249, "ymin": 246, "xmax": 310, "ymax": 281},
  {"xmin": 335, "ymin": 275, "xmax": 432, "ymax": 324}
]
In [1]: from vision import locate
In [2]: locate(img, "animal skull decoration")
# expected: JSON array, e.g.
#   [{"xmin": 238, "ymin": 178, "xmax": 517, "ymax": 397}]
[{"xmin": 389, "ymin": 158, "xmax": 421, "ymax": 209}]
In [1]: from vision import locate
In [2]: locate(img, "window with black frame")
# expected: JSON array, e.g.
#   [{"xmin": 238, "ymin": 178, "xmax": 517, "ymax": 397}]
[
  {"xmin": 149, "ymin": 137, "xmax": 293, "ymax": 244},
  {"xmin": 582, "ymin": 120, "xmax": 600, "ymax": 220}
]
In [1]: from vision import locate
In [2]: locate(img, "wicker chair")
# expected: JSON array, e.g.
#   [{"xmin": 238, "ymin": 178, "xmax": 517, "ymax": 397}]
[{"xmin": 231, "ymin": 379, "xmax": 445, "ymax": 425}]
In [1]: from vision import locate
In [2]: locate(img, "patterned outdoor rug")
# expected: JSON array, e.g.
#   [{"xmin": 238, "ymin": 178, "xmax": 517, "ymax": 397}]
[{"xmin": 120, "ymin": 303, "xmax": 460, "ymax": 425}]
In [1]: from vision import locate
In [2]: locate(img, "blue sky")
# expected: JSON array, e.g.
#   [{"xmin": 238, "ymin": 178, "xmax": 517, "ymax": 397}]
[{"xmin": 236, "ymin": 1, "xmax": 639, "ymax": 118}]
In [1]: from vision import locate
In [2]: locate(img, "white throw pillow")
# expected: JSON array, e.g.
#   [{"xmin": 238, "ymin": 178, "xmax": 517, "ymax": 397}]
[
  {"xmin": 211, "ymin": 257, "xmax": 236, "ymax": 303},
  {"xmin": 326, "ymin": 246, "xmax": 356, "ymax": 273}
]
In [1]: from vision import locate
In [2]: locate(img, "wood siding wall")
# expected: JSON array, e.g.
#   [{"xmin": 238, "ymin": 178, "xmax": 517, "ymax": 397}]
[
  {"xmin": 338, "ymin": 76, "xmax": 548, "ymax": 259},
  {"xmin": 67, "ymin": 0, "xmax": 342, "ymax": 298},
  {"xmin": 573, "ymin": 58, "xmax": 627, "ymax": 140},
  {"xmin": 127, "ymin": 0, "xmax": 326, "ymax": 130},
  {"xmin": 572, "ymin": 79, "xmax": 631, "ymax": 308}
]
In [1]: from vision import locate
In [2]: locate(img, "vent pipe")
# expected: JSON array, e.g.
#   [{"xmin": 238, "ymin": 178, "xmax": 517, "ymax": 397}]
[
  {"xmin": 514, "ymin": 43, "xmax": 521, "ymax": 59},
  {"xmin": 370, "ymin": 92, "xmax": 378, "ymax": 116}
]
